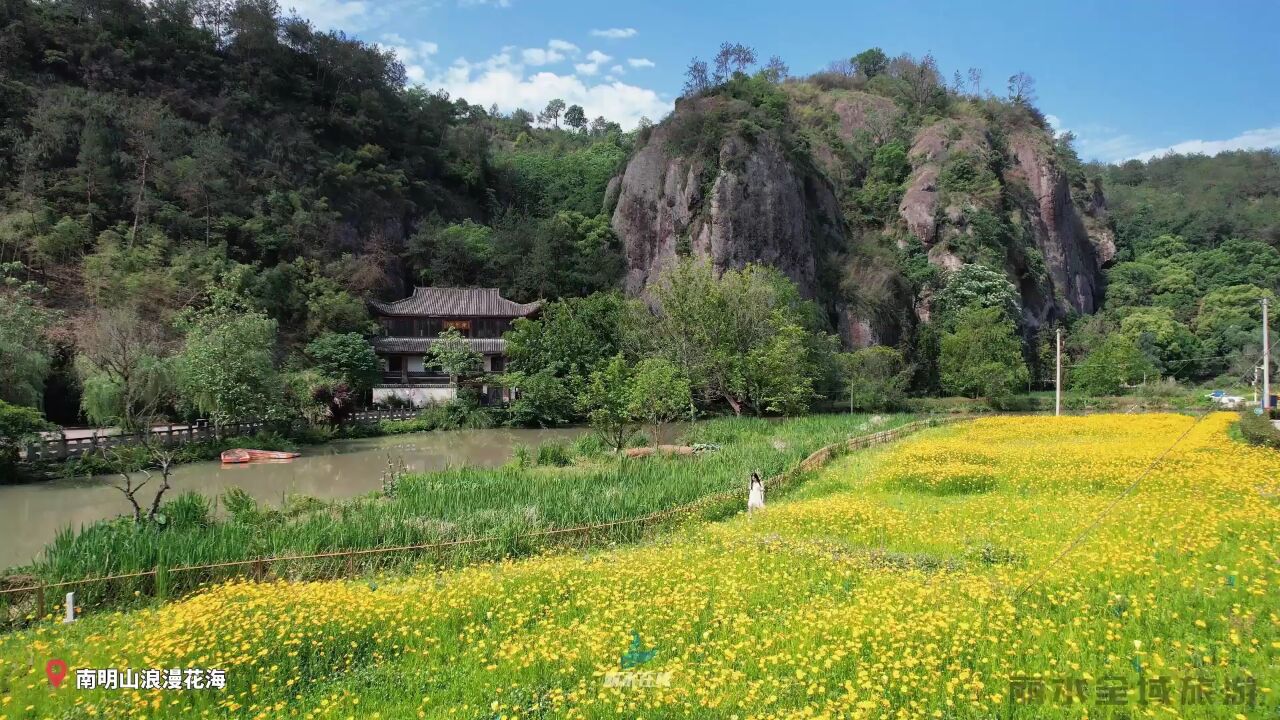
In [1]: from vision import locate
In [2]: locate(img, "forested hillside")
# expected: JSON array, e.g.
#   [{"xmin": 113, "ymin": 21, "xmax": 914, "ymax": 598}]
[
  {"xmin": 0, "ymin": 0, "xmax": 629, "ymax": 424},
  {"xmin": 1079, "ymin": 151, "xmax": 1280, "ymax": 382},
  {"xmin": 2, "ymin": 0, "xmax": 1279, "ymax": 433}
]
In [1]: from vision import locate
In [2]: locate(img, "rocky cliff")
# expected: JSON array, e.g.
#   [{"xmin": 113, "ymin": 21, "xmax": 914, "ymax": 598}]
[
  {"xmin": 611, "ymin": 98, "xmax": 840, "ymax": 302},
  {"xmin": 610, "ymin": 83, "xmax": 1114, "ymax": 347},
  {"xmin": 893, "ymin": 118, "xmax": 1110, "ymax": 330}
]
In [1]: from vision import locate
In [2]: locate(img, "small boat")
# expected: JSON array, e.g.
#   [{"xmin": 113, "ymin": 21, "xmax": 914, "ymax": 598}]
[{"xmin": 220, "ymin": 448, "xmax": 301, "ymax": 464}]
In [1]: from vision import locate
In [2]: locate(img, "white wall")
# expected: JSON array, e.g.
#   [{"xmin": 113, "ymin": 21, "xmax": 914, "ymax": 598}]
[{"xmin": 372, "ymin": 386, "xmax": 454, "ymax": 408}]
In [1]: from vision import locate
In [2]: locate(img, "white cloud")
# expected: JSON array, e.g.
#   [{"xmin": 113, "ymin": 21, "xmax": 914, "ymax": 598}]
[
  {"xmin": 522, "ymin": 47, "xmax": 565, "ymax": 65},
  {"xmin": 627, "ymin": 57, "xmax": 655, "ymax": 69},
  {"xmin": 377, "ymin": 34, "xmax": 440, "ymax": 85},
  {"xmin": 610, "ymin": 64, "xmax": 625, "ymax": 75},
  {"xmin": 572, "ymin": 50, "xmax": 612, "ymax": 76},
  {"xmin": 459, "ymin": 0, "xmax": 511, "ymax": 7},
  {"xmin": 1126, "ymin": 126, "xmax": 1280, "ymax": 162},
  {"xmin": 1044, "ymin": 114, "xmax": 1062, "ymax": 131},
  {"xmin": 590, "ymin": 27, "xmax": 637, "ymax": 39},
  {"xmin": 519, "ymin": 39, "xmax": 582, "ymax": 67},
  {"xmin": 426, "ymin": 52, "xmax": 671, "ymax": 129},
  {"xmin": 284, "ymin": 0, "xmax": 371, "ymax": 30}
]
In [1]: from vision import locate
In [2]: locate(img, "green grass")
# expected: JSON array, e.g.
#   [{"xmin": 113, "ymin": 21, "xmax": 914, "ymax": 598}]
[{"xmin": 5, "ymin": 413, "xmax": 911, "ymax": 617}]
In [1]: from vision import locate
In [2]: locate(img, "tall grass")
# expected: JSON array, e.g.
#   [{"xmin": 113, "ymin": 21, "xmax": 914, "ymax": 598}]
[{"xmin": 12, "ymin": 413, "xmax": 909, "ymax": 610}]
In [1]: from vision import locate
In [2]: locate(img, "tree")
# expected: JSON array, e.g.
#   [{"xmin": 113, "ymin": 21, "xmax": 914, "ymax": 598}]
[
  {"xmin": 589, "ymin": 116, "xmax": 616, "ymax": 136},
  {"xmin": 1118, "ymin": 307, "xmax": 1203, "ymax": 378},
  {"xmin": 840, "ymin": 346, "xmax": 912, "ymax": 411},
  {"xmin": 711, "ymin": 42, "xmax": 756, "ymax": 83},
  {"xmin": 967, "ymin": 67, "xmax": 983, "ymax": 95},
  {"xmin": 102, "ymin": 441, "xmax": 178, "ymax": 524},
  {"xmin": 1071, "ymin": 334, "xmax": 1155, "ymax": 396},
  {"xmin": 761, "ymin": 56, "xmax": 789, "ymax": 83},
  {"xmin": 538, "ymin": 98, "xmax": 566, "ymax": 128},
  {"xmin": 1007, "ymin": 72, "xmax": 1036, "ymax": 106},
  {"xmin": 1194, "ymin": 284, "xmax": 1275, "ymax": 359},
  {"xmin": 176, "ymin": 297, "xmax": 282, "ymax": 427},
  {"xmin": 628, "ymin": 358, "xmax": 691, "ymax": 446},
  {"xmin": 564, "ymin": 104, "xmax": 587, "ymax": 131},
  {"xmin": 852, "ymin": 47, "xmax": 888, "ymax": 79},
  {"xmin": 931, "ymin": 264, "xmax": 1022, "ymax": 329},
  {"xmin": 304, "ymin": 332, "xmax": 380, "ymax": 392},
  {"xmin": 429, "ymin": 327, "xmax": 481, "ymax": 387},
  {"xmin": 939, "ymin": 306, "xmax": 1029, "ymax": 399},
  {"xmin": 0, "ymin": 400, "xmax": 53, "ymax": 475},
  {"xmin": 579, "ymin": 355, "xmax": 636, "ymax": 451},
  {"xmin": 511, "ymin": 108, "xmax": 534, "ymax": 128},
  {"xmin": 122, "ymin": 98, "xmax": 182, "ymax": 244},
  {"xmin": 683, "ymin": 58, "xmax": 710, "ymax": 95},
  {"xmin": 0, "ymin": 263, "xmax": 55, "ymax": 408},
  {"xmin": 637, "ymin": 259, "xmax": 834, "ymax": 416},
  {"xmin": 75, "ymin": 307, "xmax": 176, "ymax": 431},
  {"xmin": 502, "ymin": 292, "xmax": 626, "ymax": 426}
]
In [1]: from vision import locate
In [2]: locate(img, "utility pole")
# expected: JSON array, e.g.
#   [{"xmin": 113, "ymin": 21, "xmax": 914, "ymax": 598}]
[
  {"xmin": 1055, "ymin": 327, "xmax": 1062, "ymax": 417},
  {"xmin": 1263, "ymin": 297, "xmax": 1271, "ymax": 411}
]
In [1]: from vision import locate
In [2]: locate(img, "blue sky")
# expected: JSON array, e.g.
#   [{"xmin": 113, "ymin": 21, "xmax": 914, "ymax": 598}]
[{"xmin": 287, "ymin": 0, "xmax": 1280, "ymax": 163}]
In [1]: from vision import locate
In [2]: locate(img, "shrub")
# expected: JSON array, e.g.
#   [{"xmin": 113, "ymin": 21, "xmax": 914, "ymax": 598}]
[{"xmin": 1236, "ymin": 410, "xmax": 1280, "ymax": 449}]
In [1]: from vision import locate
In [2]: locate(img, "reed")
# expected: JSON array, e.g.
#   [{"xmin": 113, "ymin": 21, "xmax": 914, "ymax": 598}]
[{"xmin": 8, "ymin": 413, "xmax": 909, "ymax": 612}]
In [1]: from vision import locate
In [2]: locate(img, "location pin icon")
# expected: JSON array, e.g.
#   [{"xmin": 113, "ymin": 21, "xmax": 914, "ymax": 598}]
[{"xmin": 45, "ymin": 659, "xmax": 68, "ymax": 688}]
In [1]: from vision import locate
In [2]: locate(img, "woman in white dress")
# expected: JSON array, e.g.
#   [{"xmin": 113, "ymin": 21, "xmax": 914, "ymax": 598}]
[{"xmin": 748, "ymin": 471, "xmax": 765, "ymax": 512}]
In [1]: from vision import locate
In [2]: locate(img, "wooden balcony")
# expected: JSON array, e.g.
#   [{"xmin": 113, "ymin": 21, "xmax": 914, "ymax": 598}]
[{"xmin": 379, "ymin": 371, "xmax": 451, "ymax": 387}]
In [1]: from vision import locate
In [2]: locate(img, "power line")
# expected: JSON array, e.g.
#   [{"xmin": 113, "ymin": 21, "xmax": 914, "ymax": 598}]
[{"xmin": 1009, "ymin": 411, "xmax": 1209, "ymax": 602}]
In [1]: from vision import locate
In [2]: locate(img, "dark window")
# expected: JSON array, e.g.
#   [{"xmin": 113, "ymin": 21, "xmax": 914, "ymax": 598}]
[
  {"xmin": 387, "ymin": 355, "xmax": 403, "ymax": 371},
  {"xmin": 489, "ymin": 355, "xmax": 505, "ymax": 372}
]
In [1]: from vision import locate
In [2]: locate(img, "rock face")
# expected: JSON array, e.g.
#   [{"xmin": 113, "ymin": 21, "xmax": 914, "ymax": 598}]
[
  {"xmin": 611, "ymin": 107, "xmax": 840, "ymax": 303},
  {"xmin": 611, "ymin": 89, "xmax": 1115, "ymax": 348},
  {"xmin": 895, "ymin": 119, "xmax": 1109, "ymax": 330},
  {"xmin": 1004, "ymin": 131, "xmax": 1103, "ymax": 320}
]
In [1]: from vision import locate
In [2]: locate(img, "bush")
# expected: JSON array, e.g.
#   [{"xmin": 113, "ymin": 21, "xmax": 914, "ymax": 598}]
[
  {"xmin": 378, "ymin": 399, "xmax": 498, "ymax": 435},
  {"xmin": 1236, "ymin": 410, "xmax": 1280, "ymax": 449}
]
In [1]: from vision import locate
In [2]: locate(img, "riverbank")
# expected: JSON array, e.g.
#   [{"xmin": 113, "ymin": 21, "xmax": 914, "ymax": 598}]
[
  {"xmin": 2, "ymin": 413, "xmax": 912, "ymax": 616},
  {"xmin": 0, "ymin": 426, "xmax": 589, "ymax": 570},
  {"xmin": 13, "ymin": 400, "xmax": 500, "ymax": 482}
]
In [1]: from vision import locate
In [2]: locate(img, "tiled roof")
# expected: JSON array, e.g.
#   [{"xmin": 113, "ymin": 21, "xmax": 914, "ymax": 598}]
[
  {"xmin": 370, "ymin": 287, "xmax": 543, "ymax": 317},
  {"xmin": 372, "ymin": 337, "xmax": 507, "ymax": 354}
]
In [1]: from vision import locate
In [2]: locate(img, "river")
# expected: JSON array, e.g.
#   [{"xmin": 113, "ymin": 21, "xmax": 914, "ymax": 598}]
[{"xmin": 0, "ymin": 426, "xmax": 586, "ymax": 570}]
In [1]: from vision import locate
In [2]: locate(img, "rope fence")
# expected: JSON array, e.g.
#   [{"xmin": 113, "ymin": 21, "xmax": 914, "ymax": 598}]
[{"xmin": 1, "ymin": 416, "xmax": 965, "ymax": 626}]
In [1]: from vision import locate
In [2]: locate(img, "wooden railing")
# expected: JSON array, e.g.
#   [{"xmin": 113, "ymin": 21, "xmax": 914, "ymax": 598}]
[
  {"xmin": 23, "ymin": 409, "xmax": 424, "ymax": 462},
  {"xmin": 379, "ymin": 372, "xmax": 452, "ymax": 386}
]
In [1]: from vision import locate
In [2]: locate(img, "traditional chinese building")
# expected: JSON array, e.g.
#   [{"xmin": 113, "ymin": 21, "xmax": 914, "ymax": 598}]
[{"xmin": 369, "ymin": 287, "xmax": 542, "ymax": 407}]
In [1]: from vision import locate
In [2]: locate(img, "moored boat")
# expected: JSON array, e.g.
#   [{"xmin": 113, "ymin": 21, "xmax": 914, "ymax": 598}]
[{"xmin": 220, "ymin": 448, "xmax": 301, "ymax": 464}]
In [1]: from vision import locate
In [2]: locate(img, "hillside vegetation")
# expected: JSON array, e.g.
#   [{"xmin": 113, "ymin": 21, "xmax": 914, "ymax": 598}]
[{"xmin": 2, "ymin": 0, "xmax": 1279, "ymax": 440}]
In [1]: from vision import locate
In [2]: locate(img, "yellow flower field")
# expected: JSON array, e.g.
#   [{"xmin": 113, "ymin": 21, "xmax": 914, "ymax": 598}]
[{"xmin": 1, "ymin": 413, "xmax": 1277, "ymax": 719}]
